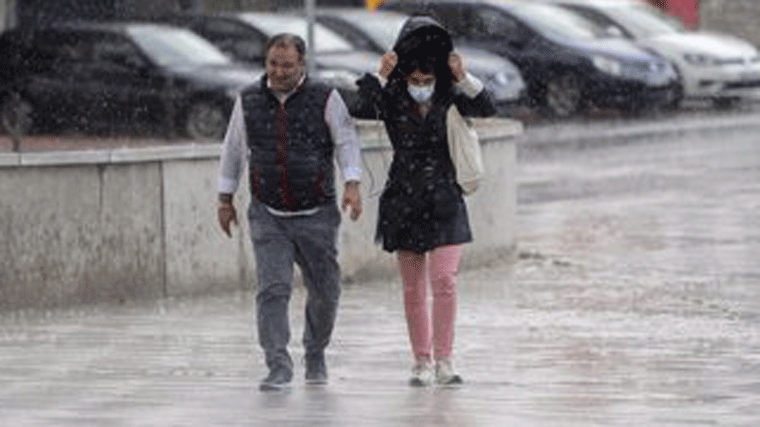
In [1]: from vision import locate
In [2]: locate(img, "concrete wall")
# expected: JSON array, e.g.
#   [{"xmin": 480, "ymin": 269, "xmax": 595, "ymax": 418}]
[{"xmin": 0, "ymin": 118, "xmax": 521, "ymax": 312}]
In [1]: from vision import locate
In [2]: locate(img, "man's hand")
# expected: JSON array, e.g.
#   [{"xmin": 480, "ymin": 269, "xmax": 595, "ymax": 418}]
[
  {"xmin": 341, "ymin": 181, "xmax": 362, "ymax": 221},
  {"xmin": 448, "ymin": 52, "xmax": 466, "ymax": 82},
  {"xmin": 378, "ymin": 52, "xmax": 398, "ymax": 80},
  {"xmin": 218, "ymin": 193, "xmax": 238, "ymax": 238}
]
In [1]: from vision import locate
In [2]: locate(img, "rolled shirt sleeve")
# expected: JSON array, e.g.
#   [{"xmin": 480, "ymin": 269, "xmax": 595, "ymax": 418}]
[
  {"xmin": 325, "ymin": 89, "xmax": 362, "ymax": 183},
  {"xmin": 217, "ymin": 94, "xmax": 247, "ymax": 195}
]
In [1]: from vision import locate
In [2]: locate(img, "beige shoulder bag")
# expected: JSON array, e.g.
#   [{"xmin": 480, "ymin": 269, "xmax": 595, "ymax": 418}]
[{"xmin": 446, "ymin": 104, "xmax": 483, "ymax": 195}]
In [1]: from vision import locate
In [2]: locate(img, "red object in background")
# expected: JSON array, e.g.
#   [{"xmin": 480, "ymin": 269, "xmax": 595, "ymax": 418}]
[{"xmin": 649, "ymin": 0, "xmax": 700, "ymax": 30}]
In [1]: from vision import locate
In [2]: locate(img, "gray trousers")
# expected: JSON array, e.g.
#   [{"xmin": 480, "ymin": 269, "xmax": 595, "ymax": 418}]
[{"xmin": 247, "ymin": 201, "xmax": 342, "ymax": 372}]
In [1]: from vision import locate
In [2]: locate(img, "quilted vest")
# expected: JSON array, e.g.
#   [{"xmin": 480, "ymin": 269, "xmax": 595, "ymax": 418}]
[{"xmin": 241, "ymin": 77, "xmax": 335, "ymax": 211}]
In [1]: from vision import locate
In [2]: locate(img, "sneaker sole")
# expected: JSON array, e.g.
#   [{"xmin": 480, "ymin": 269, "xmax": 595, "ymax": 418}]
[
  {"xmin": 436, "ymin": 376, "xmax": 464, "ymax": 387},
  {"xmin": 305, "ymin": 375, "xmax": 328, "ymax": 386},
  {"xmin": 259, "ymin": 382, "xmax": 292, "ymax": 392},
  {"xmin": 409, "ymin": 378, "xmax": 431, "ymax": 387}
]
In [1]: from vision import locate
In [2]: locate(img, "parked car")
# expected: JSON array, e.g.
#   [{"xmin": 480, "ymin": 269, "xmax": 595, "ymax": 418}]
[
  {"xmin": 0, "ymin": 22, "xmax": 262, "ymax": 139},
  {"xmin": 155, "ymin": 12, "xmax": 382, "ymax": 109},
  {"xmin": 310, "ymin": 7, "xmax": 527, "ymax": 116},
  {"xmin": 554, "ymin": 0, "xmax": 760, "ymax": 108},
  {"xmin": 380, "ymin": 0, "xmax": 679, "ymax": 118}
]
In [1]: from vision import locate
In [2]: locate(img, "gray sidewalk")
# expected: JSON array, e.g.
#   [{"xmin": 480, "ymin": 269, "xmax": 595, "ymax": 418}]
[{"xmin": 1, "ymin": 255, "xmax": 757, "ymax": 426}]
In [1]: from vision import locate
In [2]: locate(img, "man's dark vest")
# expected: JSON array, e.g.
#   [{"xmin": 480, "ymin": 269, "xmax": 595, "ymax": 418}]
[{"xmin": 241, "ymin": 77, "xmax": 335, "ymax": 211}]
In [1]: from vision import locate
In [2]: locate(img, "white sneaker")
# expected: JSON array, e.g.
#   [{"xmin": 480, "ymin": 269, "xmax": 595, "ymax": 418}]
[
  {"xmin": 409, "ymin": 359, "xmax": 434, "ymax": 387},
  {"xmin": 435, "ymin": 358, "xmax": 463, "ymax": 386}
]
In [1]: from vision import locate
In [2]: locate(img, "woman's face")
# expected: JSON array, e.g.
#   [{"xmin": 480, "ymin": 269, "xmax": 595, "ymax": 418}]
[{"xmin": 405, "ymin": 69, "xmax": 436, "ymax": 87}]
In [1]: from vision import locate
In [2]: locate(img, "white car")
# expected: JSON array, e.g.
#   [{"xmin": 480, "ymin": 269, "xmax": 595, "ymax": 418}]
[{"xmin": 557, "ymin": 0, "xmax": 760, "ymax": 107}]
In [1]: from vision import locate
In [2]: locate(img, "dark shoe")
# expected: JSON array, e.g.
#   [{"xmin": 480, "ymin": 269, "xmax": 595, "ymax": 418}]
[
  {"xmin": 305, "ymin": 353, "xmax": 328, "ymax": 385},
  {"xmin": 259, "ymin": 366, "xmax": 293, "ymax": 392}
]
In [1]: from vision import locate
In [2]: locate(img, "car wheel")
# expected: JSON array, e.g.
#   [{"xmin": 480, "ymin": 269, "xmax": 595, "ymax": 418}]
[
  {"xmin": 184, "ymin": 101, "xmax": 228, "ymax": 141},
  {"xmin": 543, "ymin": 73, "xmax": 583, "ymax": 119},
  {"xmin": 663, "ymin": 83, "xmax": 684, "ymax": 110},
  {"xmin": 0, "ymin": 93, "xmax": 35, "ymax": 135}
]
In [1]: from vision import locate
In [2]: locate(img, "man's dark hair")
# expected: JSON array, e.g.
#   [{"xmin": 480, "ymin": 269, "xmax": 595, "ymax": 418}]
[{"xmin": 265, "ymin": 33, "xmax": 306, "ymax": 61}]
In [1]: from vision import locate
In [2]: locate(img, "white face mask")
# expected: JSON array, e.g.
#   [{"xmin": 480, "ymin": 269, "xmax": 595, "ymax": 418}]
[{"xmin": 407, "ymin": 83, "xmax": 435, "ymax": 103}]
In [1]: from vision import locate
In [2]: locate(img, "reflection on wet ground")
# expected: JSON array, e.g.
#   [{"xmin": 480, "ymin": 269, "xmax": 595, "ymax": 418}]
[{"xmin": 1, "ymin": 116, "xmax": 759, "ymax": 426}]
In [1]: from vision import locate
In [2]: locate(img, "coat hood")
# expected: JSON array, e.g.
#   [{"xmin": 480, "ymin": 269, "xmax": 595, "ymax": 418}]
[{"xmin": 392, "ymin": 15, "xmax": 453, "ymax": 59}]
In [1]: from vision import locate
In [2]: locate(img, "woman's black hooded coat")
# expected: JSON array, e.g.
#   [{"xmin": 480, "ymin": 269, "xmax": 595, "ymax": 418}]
[{"xmin": 353, "ymin": 16, "xmax": 496, "ymax": 253}]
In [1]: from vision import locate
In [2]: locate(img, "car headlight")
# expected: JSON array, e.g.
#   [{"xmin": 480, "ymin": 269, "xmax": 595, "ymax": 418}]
[
  {"xmin": 683, "ymin": 53, "xmax": 718, "ymax": 66},
  {"xmin": 592, "ymin": 55, "xmax": 623, "ymax": 76},
  {"xmin": 493, "ymin": 71, "xmax": 515, "ymax": 86}
]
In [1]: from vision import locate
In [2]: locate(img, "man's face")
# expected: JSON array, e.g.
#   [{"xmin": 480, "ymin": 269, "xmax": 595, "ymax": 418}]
[{"xmin": 266, "ymin": 44, "xmax": 304, "ymax": 93}]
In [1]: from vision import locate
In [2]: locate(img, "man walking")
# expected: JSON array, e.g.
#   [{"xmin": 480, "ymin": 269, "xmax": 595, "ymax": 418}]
[{"xmin": 217, "ymin": 33, "xmax": 362, "ymax": 391}]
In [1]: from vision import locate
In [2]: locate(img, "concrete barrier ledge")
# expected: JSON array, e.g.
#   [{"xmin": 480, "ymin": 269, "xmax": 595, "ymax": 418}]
[
  {"xmin": 0, "ymin": 152, "xmax": 21, "ymax": 167},
  {"xmin": 0, "ymin": 143, "xmax": 223, "ymax": 168},
  {"xmin": 0, "ymin": 119, "xmax": 521, "ymax": 311}
]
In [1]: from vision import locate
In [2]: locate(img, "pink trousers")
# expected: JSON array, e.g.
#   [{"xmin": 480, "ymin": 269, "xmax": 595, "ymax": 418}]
[{"xmin": 397, "ymin": 245, "xmax": 463, "ymax": 362}]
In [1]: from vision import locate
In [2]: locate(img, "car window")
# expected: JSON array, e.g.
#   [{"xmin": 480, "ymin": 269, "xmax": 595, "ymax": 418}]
[
  {"xmin": 201, "ymin": 18, "xmax": 267, "ymax": 60},
  {"xmin": 127, "ymin": 25, "xmax": 232, "ymax": 67},
  {"xmin": 34, "ymin": 30, "xmax": 91, "ymax": 63},
  {"xmin": 91, "ymin": 34, "xmax": 147, "ymax": 69},
  {"xmin": 236, "ymin": 14, "xmax": 355, "ymax": 53},
  {"xmin": 356, "ymin": 16, "xmax": 407, "ymax": 51},
  {"xmin": 469, "ymin": 7, "xmax": 525, "ymax": 42},
  {"xmin": 508, "ymin": 3, "xmax": 612, "ymax": 40},
  {"xmin": 591, "ymin": 3, "xmax": 687, "ymax": 38},
  {"xmin": 323, "ymin": 14, "xmax": 404, "ymax": 53},
  {"xmin": 428, "ymin": 5, "xmax": 478, "ymax": 37},
  {"xmin": 562, "ymin": 6, "xmax": 629, "ymax": 38}
]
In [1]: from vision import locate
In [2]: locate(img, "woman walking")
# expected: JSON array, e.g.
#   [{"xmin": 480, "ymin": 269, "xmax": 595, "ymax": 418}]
[{"xmin": 353, "ymin": 16, "xmax": 495, "ymax": 386}]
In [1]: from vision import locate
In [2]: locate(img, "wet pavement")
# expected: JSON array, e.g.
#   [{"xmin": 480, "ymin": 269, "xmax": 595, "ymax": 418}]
[{"xmin": 2, "ymin": 113, "xmax": 760, "ymax": 426}]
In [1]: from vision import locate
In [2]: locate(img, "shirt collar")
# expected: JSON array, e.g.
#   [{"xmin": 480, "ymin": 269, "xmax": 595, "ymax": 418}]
[{"xmin": 267, "ymin": 73, "xmax": 306, "ymax": 102}]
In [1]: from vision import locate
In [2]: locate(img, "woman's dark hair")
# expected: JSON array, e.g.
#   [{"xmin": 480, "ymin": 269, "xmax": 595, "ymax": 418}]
[
  {"xmin": 390, "ymin": 26, "xmax": 454, "ymax": 97},
  {"xmin": 392, "ymin": 50, "xmax": 454, "ymax": 97}
]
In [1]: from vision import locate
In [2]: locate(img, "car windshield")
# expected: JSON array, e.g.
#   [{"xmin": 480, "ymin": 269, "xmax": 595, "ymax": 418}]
[
  {"xmin": 509, "ymin": 3, "xmax": 613, "ymax": 40},
  {"xmin": 596, "ymin": 3, "xmax": 687, "ymax": 38},
  {"xmin": 237, "ymin": 14, "xmax": 355, "ymax": 53},
  {"xmin": 339, "ymin": 13, "xmax": 407, "ymax": 51},
  {"xmin": 128, "ymin": 25, "xmax": 232, "ymax": 67}
]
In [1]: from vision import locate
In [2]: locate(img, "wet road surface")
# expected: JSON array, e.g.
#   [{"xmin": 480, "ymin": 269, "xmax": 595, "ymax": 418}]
[{"xmin": 1, "ymin": 112, "xmax": 759, "ymax": 426}]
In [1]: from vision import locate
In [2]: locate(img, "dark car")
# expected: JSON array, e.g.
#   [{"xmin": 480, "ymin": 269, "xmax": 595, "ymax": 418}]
[
  {"xmin": 155, "ymin": 12, "xmax": 382, "ymax": 109},
  {"xmin": 0, "ymin": 22, "xmax": 262, "ymax": 139},
  {"xmin": 380, "ymin": 0, "xmax": 680, "ymax": 118},
  {"xmin": 312, "ymin": 7, "xmax": 527, "ymax": 116}
]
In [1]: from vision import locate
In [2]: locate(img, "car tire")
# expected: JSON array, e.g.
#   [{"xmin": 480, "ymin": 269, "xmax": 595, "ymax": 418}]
[
  {"xmin": 0, "ymin": 93, "xmax": 35, "ymax": 136},
  {"xmin": 663, "ymin": 83, "xmax": 684, "ymax": 110},
  {"xmin": 183, "ymin": 100, "xmax": 228, "ymax": 141},
  {"xmin": 542, "ymin": 73, "xmax": 583, "ymax": 119}
]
